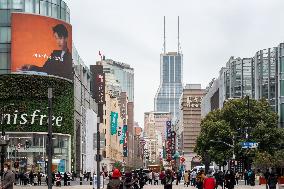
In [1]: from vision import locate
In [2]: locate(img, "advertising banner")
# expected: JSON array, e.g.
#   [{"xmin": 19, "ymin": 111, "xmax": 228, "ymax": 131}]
[
  {"xmin": 11, "ymin": 13, "xmax": 73, "ymax": 80},
  {"xmin": 110, "ymin": 112, "xmax": 118, "ymax": 135},
  {"xmin": 123, "ymin": 130, "xmax": 128, "ymax": 157},
  {"xmin": 166, "ymin": 121, "xmax": 172, "ymax": 161},
  {"xmin": 120, "ymin": 125, "xmax": 127, "ymax": 144}
]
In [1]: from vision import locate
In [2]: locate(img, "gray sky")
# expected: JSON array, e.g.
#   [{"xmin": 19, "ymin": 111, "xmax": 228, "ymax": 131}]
[{"xmin": 64, "ymin": 0, "xmax": 284, "ymax": 127}]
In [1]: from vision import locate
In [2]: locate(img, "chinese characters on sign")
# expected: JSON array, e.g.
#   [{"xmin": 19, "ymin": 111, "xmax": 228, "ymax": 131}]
[
  {"xmin": 166, "ymin": 121, "xmax": 172, "ymax": 161},
  {"xmin": 185, "ymin": 96, "xmax": 203, "ymax": 108},
  {"xmin": 96, "ymin": 74, "xmax": 106, "ymax": 104}
]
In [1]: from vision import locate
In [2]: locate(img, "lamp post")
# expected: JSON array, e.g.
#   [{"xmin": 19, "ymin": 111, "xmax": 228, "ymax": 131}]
[{"xmin": 47, "ymin": 88, "xmax": 53, "ymax": 189}]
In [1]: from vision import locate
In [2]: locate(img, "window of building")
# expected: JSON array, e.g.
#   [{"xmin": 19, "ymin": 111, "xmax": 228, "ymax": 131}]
[
  {"xmin": 0, "ymin": 27, "xmax": 11, "ymax": 43},
  {"xmin": 0, "ymin": 10, "xmax": 10, "ymax": 26},
  {"xmin": 0, "ymin": 0, "xmax": 8, "ymax": 9},
  {"xmin": 12, "ymin": 0, "xmax": 23, "ymax": 9},
  {"xmin": 24, "ymin": 0, "xmax": 33, "ymax": 13},
  {"xmin": 39, "ymin": 0, "xmax": 47, "ymax": 16},
  {"xmin": 0, "ymin": 52, "xmax": 10, "ymax": 70}
]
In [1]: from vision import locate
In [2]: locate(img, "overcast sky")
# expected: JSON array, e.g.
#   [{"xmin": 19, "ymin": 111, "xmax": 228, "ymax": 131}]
[{"xmin": 64, "ymin": 0, "xmax": 284, "ymax": 127}]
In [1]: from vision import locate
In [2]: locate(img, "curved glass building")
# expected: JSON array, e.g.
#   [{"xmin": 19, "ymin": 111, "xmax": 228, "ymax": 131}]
[{"xmin": 0, "ymin": 0, "xmax": 70, "ymax": 74}]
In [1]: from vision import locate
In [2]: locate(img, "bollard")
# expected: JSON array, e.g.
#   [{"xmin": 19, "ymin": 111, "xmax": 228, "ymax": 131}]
[
  {"xmin": 90, "ymin": 177, "xmax": 93, "ymax": 185},
  {"xmin": 80, "ymin": 177, "xmax": 83, "ymax": 185}
]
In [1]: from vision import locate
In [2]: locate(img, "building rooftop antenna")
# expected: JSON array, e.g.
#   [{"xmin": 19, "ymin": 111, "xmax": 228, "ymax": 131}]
[
  {"xmin": 178, "ymin": 16, "xmax": 180, "ymax": 54},
  {"xmin": 163, "ymin": 16, "xmax": 166, "ymax": 54}
]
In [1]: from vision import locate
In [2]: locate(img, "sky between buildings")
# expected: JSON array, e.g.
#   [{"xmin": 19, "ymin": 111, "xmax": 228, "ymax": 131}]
[{"xmin": 65, "ymin": 0, "xmax": 284, "ymax": 127}]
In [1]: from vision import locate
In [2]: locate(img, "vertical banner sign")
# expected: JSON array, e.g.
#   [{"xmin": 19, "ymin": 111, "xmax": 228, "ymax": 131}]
[
  {"xmin": 171, "ymin": 131, "xmax": 176, "ymax": 156},
  {"xmin": 120, "ymin": 125, "xmax": 127, "ymax": 144},
  {"xmin": 123, "ymin": 125, "xmax": 128, "ymax": 157},
  {"xmin": 118, "ymin": 126, "xmax": 122, "ymax": 141},
  {"xmin": 110, "ymin": 112, "xmax": 118, "ymax": 135},
  {"xmin": 166, "ymin": 121, "xmax": 172, "ymax": 161}
]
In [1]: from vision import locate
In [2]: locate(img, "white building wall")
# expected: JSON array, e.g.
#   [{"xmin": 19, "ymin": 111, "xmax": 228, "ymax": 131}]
[{"xmin": 85, "ymin": 109, "xmax": 97, "ymax": 175}]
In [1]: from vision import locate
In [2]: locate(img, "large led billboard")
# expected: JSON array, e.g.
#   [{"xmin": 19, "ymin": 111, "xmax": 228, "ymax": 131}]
[{"xmin": 11, "ymin": 13, "xmax": 73, "ymax": 80}]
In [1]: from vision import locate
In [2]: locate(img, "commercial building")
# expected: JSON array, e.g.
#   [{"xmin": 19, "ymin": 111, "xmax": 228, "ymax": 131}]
[
  {"xmin": 154, "ymin": 17, "xmax": 183, "ymax": 123},
  {"xmin": 0, "ymin": 74, "xmax": 73, "ymax": 173},
  {"xmin": 154, "ymin": 52, "xmax": 183, "ymax": 123},
  {"xmin": 144, "ymin": 111, "xmax": 171, "ymax": 164},
  {"xmin": 0, "ymin": 0, "xmax": 98, "ymax": 175},
  {"xmin": 94, "ymin": 58, "xmax": 135, "ymax": 169},
  {"xmin": 176, "ymin": 84, "xmax": 205, "ymax": 170},
  {"xmin": 202, "ymin": 42, "xmax": 284, "ymax": 127}
]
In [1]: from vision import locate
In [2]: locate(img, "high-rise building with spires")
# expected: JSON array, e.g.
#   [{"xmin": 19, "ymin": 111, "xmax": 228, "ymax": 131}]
[{"xmin": 154, "ymin": 16, "xmax": 183, "ymax": 123}]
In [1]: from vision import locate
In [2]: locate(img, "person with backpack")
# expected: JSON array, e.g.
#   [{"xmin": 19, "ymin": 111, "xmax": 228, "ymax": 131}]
[{"xmin": 107, "ymin": 169, "xmax": 122, "ymax": 189}]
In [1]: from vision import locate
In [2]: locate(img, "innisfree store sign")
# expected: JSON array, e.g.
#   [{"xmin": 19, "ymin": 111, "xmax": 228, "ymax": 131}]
[{"xmin": 1, "ymin": 109, "xmax": 63, "ymax": 127}]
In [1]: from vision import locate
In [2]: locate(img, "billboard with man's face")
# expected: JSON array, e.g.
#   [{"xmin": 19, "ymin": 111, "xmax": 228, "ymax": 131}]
[{"xmin": 11, "ymin": 13, "xmax": 73, "ymax": 80}]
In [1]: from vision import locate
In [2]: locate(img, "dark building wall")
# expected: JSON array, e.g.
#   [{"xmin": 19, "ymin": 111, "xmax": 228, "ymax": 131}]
[{"xmin": 210, "ymin": 89, "xmax": 219, "ymax": 111}]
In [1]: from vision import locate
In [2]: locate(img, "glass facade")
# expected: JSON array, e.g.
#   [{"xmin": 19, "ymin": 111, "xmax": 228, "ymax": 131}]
[
  {"xmin": 7, "ymin": 132, "xmax": 71, "ymax": 172},
  {"xmin": 223, "ymin": 57, "xmax": 254, "ymax": 100},
  {"xmin": 98, "ymin": 59, "xmax": 134, "ymax": 102},
  {"xmin": 279, "ymin": 43, "xmax": 284, "ymax": 127},
  {"xmin": 155, "ymin": 53, "xmax": 183, "ymax": 123},
  {"xmin": 255, "ymin": 48, "xmax": 277, "ymax": 111},
  {"xmin": 0, "ymin": 0, "xmax": 70, "ymax": 73}
]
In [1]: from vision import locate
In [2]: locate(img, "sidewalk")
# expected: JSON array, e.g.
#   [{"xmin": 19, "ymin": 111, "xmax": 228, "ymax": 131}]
[{"xmin": 15, "ymin": 186, "xmax": 94, "ymax": 189}]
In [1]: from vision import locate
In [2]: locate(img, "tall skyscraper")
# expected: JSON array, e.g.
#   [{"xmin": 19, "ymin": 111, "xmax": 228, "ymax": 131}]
[{"xmin": 154, "ymin": 16, "xmax": 183, "ymax": 122}]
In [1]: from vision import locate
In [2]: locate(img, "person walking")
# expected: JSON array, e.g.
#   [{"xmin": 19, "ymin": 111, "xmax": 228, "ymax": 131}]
[
  {"xmin": 268, "ymin": 172, "xmax": 278, "ymax": 189},
  {"xmin": 196, "ymin": 170, "xmax": 205, "ymax": 189},
  {"xmin": 264, "ymin": 169, "xmax": 270, "ymax": 189},
  {"xmin": 190, "ymin": 169, "xmax": 197, "ymax": 186},
  {"xmin": 183, "ymin": 171, "xmax": 189, "ymax": 187},
  {"xmin": 107, "ymin": 169, "xmax": 122, "ymax": 189},
  {"xmin": 63, "ymin": 172, "xmax": 68, "ymax": 186},
  {"xmin": 37, "ymin": 172, "xmax": 42, "ymax": 186},
  {"xmin": 29, "ymin": 171, "xmax": 34, "ymax": 185},
  {"xmin": 138, "ymin": 168, "xmax": 146, "ymax": 189},
  {"xmin": 154, "ymin": 172, "xmax": 159, "ymax": 185},
  {"xmin": 1, "ymin": 163, "xmax": 15, "ymax": 189},
  {"xmin": 148, "ymin": 170, "xmax": 153, "ymax": 185},
  {"xmin": 123, "ymin": 171, "xmax": 135, "ymax": 189},
  {"xmin": 162, "ymin": 169, "xmax": 174, "ymax": 189},
  {"xmin": 244, "ymin": 170, "xmax": 248, "ymax": 185},
  {"xmin": 203, "ymin": 171, "xmax": 216, "ymax": 189},
  {"xmin": 175, "ymin": 171, "xmax": 182, "ymax": 185},
  {"xmin": 235, "ymin": 172, "xmax": 239, "ymax": 185}
]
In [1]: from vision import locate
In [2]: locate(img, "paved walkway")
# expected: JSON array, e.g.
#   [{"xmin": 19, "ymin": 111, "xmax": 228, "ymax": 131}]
[{"xmin": 14, "ymin": 184, "xmax": 270, "ymax": 189}]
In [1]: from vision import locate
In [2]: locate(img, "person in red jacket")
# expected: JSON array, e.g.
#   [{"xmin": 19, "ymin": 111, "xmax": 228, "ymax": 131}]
[{"xmin": 203, "ymin": 171, "xmax": 216, "ymax": 189}]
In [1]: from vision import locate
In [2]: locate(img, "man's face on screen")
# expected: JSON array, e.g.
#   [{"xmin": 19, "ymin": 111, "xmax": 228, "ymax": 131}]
[{"xmin": 54, "ymin": 32, "xmax": 68, "ymax": 51}]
